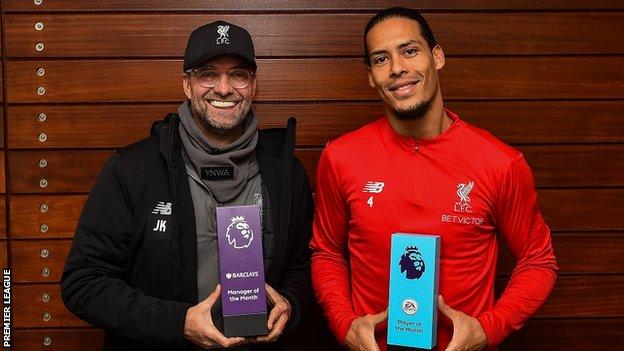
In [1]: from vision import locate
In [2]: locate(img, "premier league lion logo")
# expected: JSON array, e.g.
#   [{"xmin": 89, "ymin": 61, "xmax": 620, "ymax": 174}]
[
  {"xmin": 399, "ymin": 246, "xmax": 426, "ymax": 279},
  {"xmin": 226, "ymin": 215, "xmax": 253, "ymax": 249}
]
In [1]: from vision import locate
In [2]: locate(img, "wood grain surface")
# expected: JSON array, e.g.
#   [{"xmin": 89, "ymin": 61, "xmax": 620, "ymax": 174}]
[
  {"xmin": 6, "ymin": 57, "xmax": 624, "ymax": 102},
  {"xmin": 7, "ymin": 101, "xmax": 624, "ymax": 148},
  {"xmin": 1, "ymin": 2, "xmax": 622, "ymax": 349},
  {"xmin": 5, "ymin": 0, "xmax": 624, "ymax": 11},
  {"xmin": 5, "ymin": 13, "xmax": 624, "ymax": 57}
]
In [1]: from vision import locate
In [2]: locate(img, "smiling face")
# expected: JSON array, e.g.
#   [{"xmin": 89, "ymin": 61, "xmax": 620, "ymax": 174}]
[
  {"xmin": 183, "ymin": 54, "xmax": 256, "ymax": 135},
  {"xmin": 365, "ymin": 17, "xmax": 445, "ymax": 120}
]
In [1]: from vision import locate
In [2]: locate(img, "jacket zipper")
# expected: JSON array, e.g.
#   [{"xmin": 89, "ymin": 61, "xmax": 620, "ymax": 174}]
[
  {"xmin": 413, "ymin": 140, "xmax": 422, "ymax": 202},
  {"xmin": 271, "ymin": 119, "xmax": 296, "ymax": 284}
]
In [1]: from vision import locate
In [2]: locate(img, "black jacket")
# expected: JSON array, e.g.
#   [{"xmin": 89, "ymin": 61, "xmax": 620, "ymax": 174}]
[{"xmin": 61, "ymin": 114, "xmax": 314, "ymax": 350}]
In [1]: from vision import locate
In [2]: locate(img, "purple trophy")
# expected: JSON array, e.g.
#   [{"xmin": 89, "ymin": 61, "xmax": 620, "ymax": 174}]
[{"xmin": 216, "ymin": 205, "xmax": 268, "ymax": 337}]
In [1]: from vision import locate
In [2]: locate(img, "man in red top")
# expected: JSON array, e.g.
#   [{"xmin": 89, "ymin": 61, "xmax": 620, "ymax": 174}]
[{"xmin": 310, "ymin": 7, "xmax": 557, "ymax": 351}]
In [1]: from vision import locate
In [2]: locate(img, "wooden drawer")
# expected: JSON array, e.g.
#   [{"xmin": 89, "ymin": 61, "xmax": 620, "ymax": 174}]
[
  {"xmin": 6, "ymin": 58, "xmax": 624, "ymax": 103},
  {"xmin": 7, "ymin": 102, "xmax": 624, "ymax": 149},
  {"xmin": 3, "ymin": 12, "xmax": 624, "ymax": 56},
  {"xmin": 0, "ymin": 150, "xmax": 5, "ymax": 193},
  {"xmin": 496, "ymin": 275, "xmax": 624, "ymax": 318},
  {"xmin": 4, "ymin": 0, "xmax": 623, "ymax": 12},
  {"xmin": 9, "ymin": 150, "xmax": 111, "ymax": 193},
  {"xmin": 539, "ymin": 189, "xmax": 624, "ymax": 232},
  {"xmin": 0, "ymin": 196, "xmax": 6, "ymax": 238},
  {"xmin": 13, "ymin": 328, "xmax": 104, "ymax": 351},
  {"xmin": 13, "ymin": 284, "xmax": 89, "ymax": 327},
  {"xmin": 11, "ymin": 240, "xmax": 72, "ymax": 283},
  {"xmin": 8, "ymin": 104, "xmax": 170, "ymax": 148},
  {"xmin": 0, "ymin": 240, "xmax": 7, "ymax": 268},
  {"xmin": 0, "ymin": 109, "xmax": 4, "ymax": 145},
  {"xmin": 10, "ymin": 195, "xmax": 87, "ymax": 239},
  {"xmin": 498, "ymin": 232, "xmax": 624, "ymax": 275}
]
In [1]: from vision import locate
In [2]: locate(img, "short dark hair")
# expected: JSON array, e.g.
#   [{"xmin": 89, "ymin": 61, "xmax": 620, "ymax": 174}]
[{"xmin": 363, "ymin": 7, "xmax": 437, "ymax": 66}]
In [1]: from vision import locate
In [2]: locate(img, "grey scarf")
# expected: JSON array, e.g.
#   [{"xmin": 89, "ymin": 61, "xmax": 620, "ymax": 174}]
[{"xmin": 177, "ymin": 101, "xmax": 260, "ymax": 202}]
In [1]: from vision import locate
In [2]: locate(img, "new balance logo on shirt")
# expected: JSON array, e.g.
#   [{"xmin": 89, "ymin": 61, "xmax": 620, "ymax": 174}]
[
  {"xmin": 362, "ymin": 181, "xmax": 385, "ymax": 193},
  {"xmin": 151, "ymin": 202, "xmax": 172, "ymax": 215}
]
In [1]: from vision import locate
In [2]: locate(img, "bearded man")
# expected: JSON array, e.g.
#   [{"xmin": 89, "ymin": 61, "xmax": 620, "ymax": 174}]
[
  {"xmin": 62, "ymin": 20, "xmax": 314, "ymax": 351},
  {"xmin": 311, "ymin": 7, "xmax": 557, "ymax": 351}
]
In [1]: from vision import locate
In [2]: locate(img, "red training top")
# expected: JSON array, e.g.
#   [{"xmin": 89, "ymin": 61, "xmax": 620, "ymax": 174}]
[{"xmin": 311, "ymin": 109, "xmax": 558, "ymax": 350}]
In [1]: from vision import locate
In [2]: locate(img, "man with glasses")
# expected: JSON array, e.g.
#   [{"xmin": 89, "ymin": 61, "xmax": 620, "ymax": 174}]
[
  {"xmin": 62, "ymin": 21, "xmax": 314, "ymax": 351},
  {"xmin": 311, "ymin": 7, "xmax": 557, "ymax": 351}
]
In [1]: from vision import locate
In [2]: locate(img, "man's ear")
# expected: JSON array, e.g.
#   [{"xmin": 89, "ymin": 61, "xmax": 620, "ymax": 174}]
[
  {"xmin": 182, "ymin": 75, "xmax": 192, "ymax": 100},
  {"xmin": 432, "ymin": 45, "xmax": 446, "ymax": 70},
  {"xmin": 367, "ymin": 66, "xmax": 376, "ymax": 88}
]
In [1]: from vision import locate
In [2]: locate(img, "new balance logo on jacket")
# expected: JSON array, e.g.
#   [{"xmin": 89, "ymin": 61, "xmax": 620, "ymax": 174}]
[{"xmin": 151, "ymin": 202, "xmax": 172, "ymax": 215}]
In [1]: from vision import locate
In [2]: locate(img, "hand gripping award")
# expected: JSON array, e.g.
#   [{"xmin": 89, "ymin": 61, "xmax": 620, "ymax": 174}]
[
  {"xmin": 216, "ymin": 205, "xmax": 268, "ymax": 337},
  {"xmin": 388, "ymin": 233, "xmax": 441, "ymax": 350}
]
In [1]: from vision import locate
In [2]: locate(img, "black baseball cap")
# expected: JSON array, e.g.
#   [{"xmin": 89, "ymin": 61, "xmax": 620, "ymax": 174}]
[{"xmin": 183, "ymin": 20, "xmax": 257, "ymax": 72}]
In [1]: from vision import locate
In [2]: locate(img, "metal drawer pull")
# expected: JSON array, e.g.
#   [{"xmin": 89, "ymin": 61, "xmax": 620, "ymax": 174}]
[{"xmin": 41, "ymin": 292, "xmax": 50, "ymax": 303}]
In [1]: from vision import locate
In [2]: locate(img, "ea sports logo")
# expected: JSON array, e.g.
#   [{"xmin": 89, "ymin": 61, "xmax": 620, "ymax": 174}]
[{"xmin": 402, "ymin": 299, "xmax": 418, "ymax": 315}]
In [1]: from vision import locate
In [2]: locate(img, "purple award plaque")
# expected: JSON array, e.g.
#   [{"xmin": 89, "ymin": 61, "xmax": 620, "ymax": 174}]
[{"xmin": 217, "ymin": 205, "xmax": 268, "ymax": 337}]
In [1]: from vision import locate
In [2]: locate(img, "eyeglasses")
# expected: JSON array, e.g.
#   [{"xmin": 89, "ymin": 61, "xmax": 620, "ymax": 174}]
[{"xmin": 185, "ymin": 68, "xmax": 255, "ymax": 89}]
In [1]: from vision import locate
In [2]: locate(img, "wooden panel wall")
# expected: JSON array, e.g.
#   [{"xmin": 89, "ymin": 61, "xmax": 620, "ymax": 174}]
[{"xmin": 2, "ymin": 1, "xmax": 623, "ymax": 350}]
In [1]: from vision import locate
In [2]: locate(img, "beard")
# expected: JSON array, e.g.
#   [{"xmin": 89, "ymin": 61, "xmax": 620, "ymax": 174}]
[
  {"xmin": 189, "ymin": 88, "xmax": 252, "ymax": 136},
  {"xmin": 393, "ymin": 98, "xmax": 432, "ymax": 121}
]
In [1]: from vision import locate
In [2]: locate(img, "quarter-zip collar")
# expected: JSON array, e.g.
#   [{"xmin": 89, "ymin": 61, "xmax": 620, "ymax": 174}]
[{"xmin": 381, "ymin": 107, "xmax": 464, "ymax": 152}]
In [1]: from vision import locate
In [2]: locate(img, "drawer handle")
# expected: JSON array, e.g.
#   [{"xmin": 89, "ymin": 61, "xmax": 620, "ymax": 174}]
[
  {"xmin": 43, "ymin": 336, "xmax": 52, "ymax": 346},
  {"xmin": 42, "ymin": 312, "xmax": 51, "ymax": 322},
  {"xmin": 40, "ymin": 248, "xmax": 50, "ymax": 258},
  {"xmin": 41, "ymin": 292, "xmax": 50, "ymax": 303}
]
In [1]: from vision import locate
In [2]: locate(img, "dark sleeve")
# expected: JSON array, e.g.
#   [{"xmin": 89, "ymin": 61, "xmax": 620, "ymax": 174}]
[
  {"xmin": 276, "ymin": 157, "xmax": 314, "ymax": 331},
  {"xmin": 61, "ymin": 153, "xmax": 191, "ymax": 349}
]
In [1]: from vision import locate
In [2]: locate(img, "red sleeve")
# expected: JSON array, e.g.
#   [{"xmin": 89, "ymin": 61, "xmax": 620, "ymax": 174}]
[
  {"xmin": 477, "ymin": 154, "xmax": 558, "ymax": 347},
  {"xmin": 310, "ymin": 144, "xmax": 357, "ymax": 344}
]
